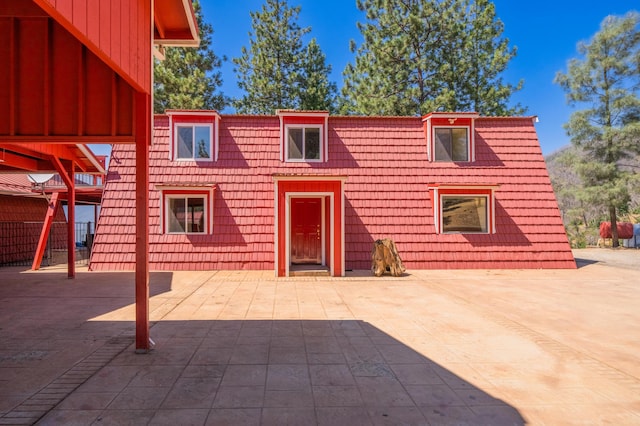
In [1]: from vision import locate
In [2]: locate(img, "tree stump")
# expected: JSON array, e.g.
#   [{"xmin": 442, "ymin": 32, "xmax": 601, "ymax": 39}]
[{"xmin": 371, "ymin": 239, "xmax": 406, "ymax": 277}]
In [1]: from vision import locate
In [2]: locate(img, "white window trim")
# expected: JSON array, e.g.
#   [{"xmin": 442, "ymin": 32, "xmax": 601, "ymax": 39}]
[
  {"xmin": 440, "ymin": 194, "xmax": 490, "ymax": 234},
  {"xmin": 431, "ymin": 125, "xmax": 472, "ymax": 162},
  {"xmin": 422, "ymin": 113, "xmax": 478, "ymax": 162},
  {"xmin": 284, "ymin": 124, "xmax": 324, "ymax": 163},
  {"xmin": 172, "ymin": 123, "xmax": 215, "ymax": 162},
  {"xmin": 158, "ymin": 186, "xmax": 215, "ymax": 235},
  {"xmin": 431, "ymin": 186, "xmax": 497, "ymax": 234}
]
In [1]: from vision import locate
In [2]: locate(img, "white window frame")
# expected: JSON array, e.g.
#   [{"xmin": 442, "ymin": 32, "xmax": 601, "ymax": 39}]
[
  {"xmin": 440, "ymin": 194, "xmax": 490, "ymax": 234},
  {"xmin": 430, "ymin": 185, "xmax": 497, "ymax": 234},
  {"xmin": 173, "ymin": 123, "xmax": 214, "ymax": 162},
  {"xmin": 284, "ymin": 124, "xmax": 324, "ymax": 163},
  {"xmin": 165, "ymin": 194, "xmax": 208, "ymax": 234},
  {"xmin": 432, "ymin": 126, "xmax": 471, "ymax": 162},
  {"xmin": 158, "ymin": 186, "xmax": 215, "ymax": 235}
]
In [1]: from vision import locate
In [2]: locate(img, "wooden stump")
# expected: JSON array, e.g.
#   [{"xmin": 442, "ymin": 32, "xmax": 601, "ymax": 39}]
[{"xmin": 371, "ymin": 238, "xmax": 406, "ymax": 277}]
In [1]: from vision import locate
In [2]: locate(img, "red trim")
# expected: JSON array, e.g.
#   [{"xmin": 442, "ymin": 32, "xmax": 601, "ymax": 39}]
[{"xmin": 275, "ymin": 179, "xmax": 343, "ymax": 277}]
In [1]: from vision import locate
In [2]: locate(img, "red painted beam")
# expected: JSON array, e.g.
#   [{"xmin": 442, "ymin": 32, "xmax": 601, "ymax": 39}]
[
  {"xmin": 51, "ymin": 155, "xmax": 75, "ymax": 278},
  {"xmin": 135, "ymin": 91, "xmax": 151, "ymax": 352},
  {"xmin": 31, "ymin": 192, "xmax": 60, "ymax": 270},
  {"xmin": 67, "ymin": 164, "xmax": 75, "ymax": 278}
]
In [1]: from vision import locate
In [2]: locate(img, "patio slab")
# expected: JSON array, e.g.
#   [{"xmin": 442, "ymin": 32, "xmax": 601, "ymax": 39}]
[{"xmin": 0, "ymin": 248, "xmax": 638, "ymax": 425}]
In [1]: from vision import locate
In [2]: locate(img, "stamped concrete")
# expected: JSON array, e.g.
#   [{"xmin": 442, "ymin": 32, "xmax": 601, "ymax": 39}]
[{"xmin": 0, "ymin": 248, "xmax": 639, "ymax": 425}]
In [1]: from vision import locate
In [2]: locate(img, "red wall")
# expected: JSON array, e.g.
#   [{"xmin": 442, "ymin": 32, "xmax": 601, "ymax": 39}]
[{"xmin": 34, "ymin": 0, "xmax": 152, "ymax": 93}]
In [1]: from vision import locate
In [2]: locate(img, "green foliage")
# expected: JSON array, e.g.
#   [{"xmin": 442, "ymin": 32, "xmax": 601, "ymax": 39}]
[
  {"xmin": 554, "ymin": 11, "xmax": 640, "ymax": 247},
  {"xmin": 341, "ymin": 0, "xmax": 524, "ymax": 116},
  {"xmin": 233, "ymin": 0, "xmax": 336, "ymax": 114},
  {"xmin": 153, "ymin": 1, "xmax": 225, "ymax": 113}
]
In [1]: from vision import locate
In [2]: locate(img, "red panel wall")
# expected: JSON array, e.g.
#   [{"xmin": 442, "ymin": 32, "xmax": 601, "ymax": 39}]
[{"xmin": 34, "ymin": 0, "xmax": 151, "ymax": 93}]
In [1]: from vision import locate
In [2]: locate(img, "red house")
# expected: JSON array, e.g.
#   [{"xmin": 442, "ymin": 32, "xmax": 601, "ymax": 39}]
[{"xmin": 90, "ymin": 110, "xmax": 576, "ymax": 276}]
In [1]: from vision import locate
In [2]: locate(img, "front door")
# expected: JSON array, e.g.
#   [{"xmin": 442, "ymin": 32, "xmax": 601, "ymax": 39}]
[{"xmin": 290, "ymin": 198, "xmax": 322, "ymax": 264}]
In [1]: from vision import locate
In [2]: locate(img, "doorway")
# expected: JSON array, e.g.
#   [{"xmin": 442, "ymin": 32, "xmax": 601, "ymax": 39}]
[{"xmin": 290, "ymin": 198, "xmax": 322, "ymax": 265}]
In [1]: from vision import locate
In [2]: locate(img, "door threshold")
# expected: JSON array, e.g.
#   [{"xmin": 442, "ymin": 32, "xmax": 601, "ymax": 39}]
[{"xmin": 289, "ymin": 265, "xmax": 330, "ymax": 277}]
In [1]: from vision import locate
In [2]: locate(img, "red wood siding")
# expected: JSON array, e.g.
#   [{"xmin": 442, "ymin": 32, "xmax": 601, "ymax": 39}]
[
  {"xmin": 90, "ymin": 114, "xmax": 575, "ymax": 271},
  {"xmin": 33, "ymin": 0, "xmax": 152, "ymax": 93},
  {"xmin": 0, "ymin": 1, "xmax": 136, "ymax": 142}
]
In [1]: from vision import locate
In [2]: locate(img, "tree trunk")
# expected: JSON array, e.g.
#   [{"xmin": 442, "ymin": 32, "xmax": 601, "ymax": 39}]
[
  {"xmin": 609, "ymin": 205, "xmax": 619, "ymax": 248},
  {"xmin": 371, "ymin": 239, "xmax": 406, "ymax": 277}
]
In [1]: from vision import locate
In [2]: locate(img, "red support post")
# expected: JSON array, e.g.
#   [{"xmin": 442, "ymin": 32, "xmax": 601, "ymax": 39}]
[
  {"xmin": 32, "ymin": 192, "xmax": 60, "ymax": 270},
  {"xmin": 67, "ymin": 163, "xmax": 75, "ymax": 278},
  {"xmin": 135, "ymin": 90, "xmax": 151, "ymax": 352},
  {"xmin": 51, "ymin": 156, "xmax": 76, "ymax": 278}
]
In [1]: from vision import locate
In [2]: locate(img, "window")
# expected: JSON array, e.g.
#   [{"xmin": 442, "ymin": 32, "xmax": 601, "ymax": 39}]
[
  {"xmin": 442, "ymin": 195, "xmax": 487, "ymax": 233},
  {"xmin": 277, "ymin": 110, "xmax": 329, "ymax": 162},
  {"xmin": 434, "ymin": 128, "xmax": 469, "ymax": 162},
  {"xmin": 175, "ymin": 125, "xmax": 212, "ymax": 160},
  {"xmin": 167, "ymin": 110, "xmax": 220, "ymax": 162},
  {"xmin": 287, "ymin": 126, "xmax": 321, "ymax": 161},
  {"xmin": 428, "ymin": 184, "xmax": 498, "ymax": 234},
  {"xmin": 166, "ymin": 195, "xmax": 207, "ymax": 233},
  {"xmin": 159, "ymin": 186, "xmax": 215, "ymax": 235},
  {"xmin": 422, "ymin": 112, "xmax": 478, "ymax": 162}
]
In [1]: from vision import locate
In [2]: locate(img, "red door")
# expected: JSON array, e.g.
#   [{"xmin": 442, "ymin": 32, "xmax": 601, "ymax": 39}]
[{"xmin": 291, "ymin": 198, "xmax": 322, "ymax": 264}]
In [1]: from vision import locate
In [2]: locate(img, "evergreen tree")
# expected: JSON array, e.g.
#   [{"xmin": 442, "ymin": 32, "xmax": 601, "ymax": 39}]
[
  {"xmin": 342, "ymin": 0, "xmax": 523, "ymax": 116},
  {"xmin": 555, "ymin": 11, "xmax": 640, "ymax": 247},
  {"xmin": 299, "ymin": 39, "xmax": 338, "ymax": 112},
  {"xmin": 233, "ymin": 0, "xmax": 336, "ymax": 114},
  {"xmin": 154, "ymin": 1, "xmax": 225, "ymax": 113}
]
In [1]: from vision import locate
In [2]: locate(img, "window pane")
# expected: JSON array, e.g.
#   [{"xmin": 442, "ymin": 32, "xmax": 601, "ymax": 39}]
[
  {"xmin": 194, "ymin": 126, "xmax": 211, "ymax": 159},
  {"xmin": 305, "ymin": 128, "xmax": 320, "ymax": 160},
  {"xmin": 186, "ymin": 198, "xmax": 205, "ymax": 233},
  {"xmin": 434, "ymin": 129, "xmax": 452, "ymax": 161},
  {"xmin": 177, "ymin": 127, "xmax": 193, "ymax": 159},
  {"xmin": 288, "ymin": 128, "xmax": 303, "ymax": 159},
  {"xmin": 442, "ymin": 196, "xmax": 487, "ymax": 233},
  {"xmin": 168, "ymin": 198, "xmax": 186, "ymax": 233},
  {"xmin": 451, "ymin": 128, "xmax": 469, "ymax": 161}
]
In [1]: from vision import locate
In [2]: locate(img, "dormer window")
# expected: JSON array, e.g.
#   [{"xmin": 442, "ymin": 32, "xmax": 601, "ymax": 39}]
[
  {"xmin": 423, "ymin": 112, "xmax": 479, "ymax": 162},
  {"xmin": 167, "ymin": 110, "xmax": 220, "ymax": 162},
  {"xmin": 277, "ymin": 110, "xmax": 329, "ymax": 163},
  {"xmin": 287, "ymin": 125, "xmax": 321, "ymax": 161}
]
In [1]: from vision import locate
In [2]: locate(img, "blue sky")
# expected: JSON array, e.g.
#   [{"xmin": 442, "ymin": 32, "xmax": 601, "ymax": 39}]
[{"xmin": 201, "ymin": 0, "xmax": 637, "ymax": 155}]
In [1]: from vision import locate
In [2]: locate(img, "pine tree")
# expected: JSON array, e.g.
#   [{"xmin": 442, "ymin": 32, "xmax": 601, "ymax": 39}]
[
  {"xmin": 342, "ymin": 0, "xmax": 523, "ymax": 116},
  {"xmin": 555, "ymin": 11, "xmax": 640, "ymax": 247},
  {"xmin": 298, "ymin": 39, "xmax": 338, "ymax": 112},
  {"xmin": 153, "ymin": 1, "xmax": 225, "ymax": 113},
  {"xmin": 233, "ymin": 0, "xmax": 336, "ymax": 114}
]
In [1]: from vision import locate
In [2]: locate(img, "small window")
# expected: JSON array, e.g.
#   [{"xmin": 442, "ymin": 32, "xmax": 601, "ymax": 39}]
[
  {"xmin": 442, "ymin": 195, "xmax": 487, "ymax": 233},
  {"xmin": 428, "ymin": 184, "xmax": 498, "ymax": 234},
  {"xmin": 175, "ymin": 125, "xmax": 212, "ymax": 161},
  {"xmin": 166, "ymin": 194, "xmax": 207, "ymax": 234},
  {"xmin": 422, "ymin": 112, "xmax": 478, "ymax": 162},
  {"xmin": 434, "ymin": 128, "xmax": 469, "ymax": 162},
  {"xmin": 286, "ymin": 126, "xmax": 322, "ymax": 161}
]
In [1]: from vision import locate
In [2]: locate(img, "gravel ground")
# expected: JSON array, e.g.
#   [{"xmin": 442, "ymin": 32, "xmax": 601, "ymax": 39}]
[{"xmin": 573, "ymin": 247, "xmax": 640, "ymax": 271}]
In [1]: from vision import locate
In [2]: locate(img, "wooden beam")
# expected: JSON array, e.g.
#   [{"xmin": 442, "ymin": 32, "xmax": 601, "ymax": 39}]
[
  {"xmin": 135, "ymin": 90, "xmax": 150, "ymax": 352},
  {"xmin": 67, "ymin": 162, "xmax": 75, "ymax": 278},
  {"xmin": 0, "ymin": 136, "xmax": 135, "ymax": 144},
  {"xmin": 32, "ymin": 192, "xmax": 59, "ymax": 270}
]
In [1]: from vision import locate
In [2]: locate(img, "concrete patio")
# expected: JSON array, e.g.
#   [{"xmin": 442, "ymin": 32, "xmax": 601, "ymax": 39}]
[{"xmin": 0, "ymin": 249, "xmax": 639, "ymax": 425}]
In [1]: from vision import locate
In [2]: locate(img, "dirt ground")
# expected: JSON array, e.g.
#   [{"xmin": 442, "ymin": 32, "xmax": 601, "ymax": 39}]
[{"xmin": 573, "ymin": 247, "xmax": 640, "ymax": 270}]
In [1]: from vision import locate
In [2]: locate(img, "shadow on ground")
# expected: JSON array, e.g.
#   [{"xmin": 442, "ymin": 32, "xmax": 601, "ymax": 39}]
[{"xmin": 38, "ymin": 320, "xmax": 525, "ymax": 426}]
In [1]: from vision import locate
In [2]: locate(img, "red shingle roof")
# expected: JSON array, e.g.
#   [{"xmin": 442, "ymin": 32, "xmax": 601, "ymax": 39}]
[{"xmin": 90, "ymin": 114, "xmax": 575, "ymax": 271}]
